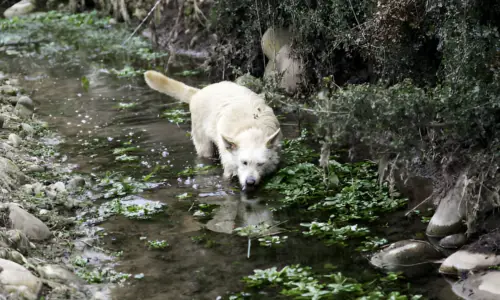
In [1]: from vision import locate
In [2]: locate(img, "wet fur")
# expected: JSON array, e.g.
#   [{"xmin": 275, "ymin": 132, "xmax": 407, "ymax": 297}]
[{"xmin": 144, "ymin": 71, "xmax": 282, "ymax": 188}]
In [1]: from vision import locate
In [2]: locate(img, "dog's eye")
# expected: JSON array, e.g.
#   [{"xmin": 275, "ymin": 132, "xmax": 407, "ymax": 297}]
[
  {"xmin": 242, "ymin": 161, "xmax": 248, "ymax": 165},
  {"xmin": 257, "ymin": 163, "xmax": 264, "ymax": 167}
]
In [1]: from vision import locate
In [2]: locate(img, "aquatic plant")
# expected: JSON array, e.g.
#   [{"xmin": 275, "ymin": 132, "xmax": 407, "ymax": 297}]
[
  {"xmin": 147, "ymin": 240, "xmax": 169, "ymax": 250},
  {"xmin": 230, "ymin": 265, "xmax": 423, "ymax": 299}
]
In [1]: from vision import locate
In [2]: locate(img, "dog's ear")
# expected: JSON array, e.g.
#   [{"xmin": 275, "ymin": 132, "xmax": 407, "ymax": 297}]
[
  {"xmin": 221, "ymin": 135, "xmax": 238, "ymax": 151},
  {"xmin": 266, "ymin": 128, "xmax": 281, "ymax": 149}
]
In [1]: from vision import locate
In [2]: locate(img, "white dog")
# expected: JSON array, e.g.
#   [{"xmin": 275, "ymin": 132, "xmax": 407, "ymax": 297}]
[{"xmin": 144, "ymin": 71, "xmax": 282, "ymax": 189}]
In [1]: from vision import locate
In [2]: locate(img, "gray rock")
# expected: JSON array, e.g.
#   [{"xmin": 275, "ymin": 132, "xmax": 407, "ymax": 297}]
[
  {"xmin": 0, "ymin": 115, "xmax": 4, "ymax": 128},
  {"xmin": 3, "ymin": 0, "xmax": 36, "ymax": 19},
  {"xmin": 439, "ymin": 232, "xmax": 500, "ymax": 275},
  {"xmin": 8, "ymin": 133, "xmax": 22, "ymax": 147},
  {"xmin": 2, "ymin": 203, "xmax": 52, "ymax": 241},
  {"xmin": 6, "ymin": 78, "xmax": 20, "ymax": 86},
  {"xmin": 5, "ymin": 229, "xmax": 34, "ymax": 254},
  {"xmin": 37, "ymin": 264, "xmax": 82, "ymax": 285},
  {"xmin": 439, "ymin": 250, "xmax": 500, "ymax": 275},
  {"xmin": 51, "ymin": 181, "xmax": 66, "ymax": 193},
  {"xmin": 21, "ymin": 123, "xmax": 35, "ymax": 136},
  {"xmin": 0, "ymin": 258, "xmax": 42, "ymax": 300},
  {"xmin": 426, "ymin": 174, "xmax": 468, "ymax": 237},
  {"xmin": 0, "ymin": 156, "xmax": 25, "ymax": 191},
  {"xmin": 0, "ymin": 248, "xmax": 29, "ymax": 266},
  {"xmin": 24, "ymin": 165, "xmax": 45, "ymax": 173},
  {"xmin": 370, "ymin": 239, "xmax": 443, "ymax": 278},
  {"xmin": 451, "ymin": 270, "xmax": 500, "ymax": 300},
  {"xmin": 67, "ymin": 176, "xmax": 86, "ymax": 191},
  {"xmin": 16, "ymin": 95, "xmax": 34, "ymax": 110},
  {"xmin": 46, "ymin": 190, "xmax": 57, "ymax": 200},
  {"xmin": 439, "ymin": 233, "xmax": 467, "ymax": 249},
  {"xmin": 16, "ymin": 97, "xmax": 34, "ymax": 118}
]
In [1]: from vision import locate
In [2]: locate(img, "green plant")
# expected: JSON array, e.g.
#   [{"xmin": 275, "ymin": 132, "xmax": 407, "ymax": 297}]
[
  {"xmin": 147, "ymin": 240, "xmax": 169, "ymax": 250},
  {"xmin": 232, "ymin": 265, "xmax": 423, "ymax": 299}
]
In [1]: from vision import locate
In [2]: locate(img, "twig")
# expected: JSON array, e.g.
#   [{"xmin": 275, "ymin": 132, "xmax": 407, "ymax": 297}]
[
  {"xmin": 405, "ymin": 194, "xmax": 433, "ymax": 217},
  {"xmin": 122, "ymin": 0, "xmax": 163, "ymax": 46}
]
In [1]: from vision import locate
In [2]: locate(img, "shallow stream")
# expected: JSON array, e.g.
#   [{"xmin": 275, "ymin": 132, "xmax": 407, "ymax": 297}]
[{"xmin": 1, "ymin": 26, "xmax": 451, "ymax": 300}]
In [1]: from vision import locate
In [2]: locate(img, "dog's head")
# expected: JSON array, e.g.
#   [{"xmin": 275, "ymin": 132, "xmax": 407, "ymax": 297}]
[{"xmin": 222, "ymin": 128, "xmax": 282, "ymax": 190}]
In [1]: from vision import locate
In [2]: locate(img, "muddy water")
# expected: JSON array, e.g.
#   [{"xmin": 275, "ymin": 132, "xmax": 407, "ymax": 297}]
[{"xmin": 1, "ymin": 49, "xmax": 449, "ymax": 299}]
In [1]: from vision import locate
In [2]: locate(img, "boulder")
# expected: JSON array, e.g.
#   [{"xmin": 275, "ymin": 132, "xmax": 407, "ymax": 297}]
[
  {"xmin": 426, "ymin": 173, "xmax": 468, "ymax": 238},
  {"xmin": 8, "ymin": 133, "xmax": 23, "ymax": 148},
  {"xmin": 439, "ymin": 233, "xmax": 467, "ymax": 249},
  {"xmin": 37, "ymin": 264, "xmax": 82, "ymax": 285},
  {"xmin": 3, "ymin": 0, "xmax": 36, "ymax": 19},
  {"xmin": 67, "ymin": 176, "xmax": 86, "ymax": 191},
  {"xmin": 1, "ymin": 203, "xmax": 52, "ymax": 241},
  {"xmin": 0, "ymin": 156, "xmax": 25, "ymax": 191},
  {"xmin": 451, "ymin": 271, "xmax": 500, "ymax": 300},
  {"xmin": 370, "ymin": 239, "xmax": 443, "ymax": 278},
  {"xmin": 0, "ymin": 258, "xmax": 42, "ymax": 300},
  {"xmin": 439, "ymin": 231, "xmax": 500, "ymax": 275}
]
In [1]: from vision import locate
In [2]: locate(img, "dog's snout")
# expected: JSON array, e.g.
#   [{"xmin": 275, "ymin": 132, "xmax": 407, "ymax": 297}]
[{"xmin": 246, "ymin": 177, "xmax": 256, "ymax": 186}]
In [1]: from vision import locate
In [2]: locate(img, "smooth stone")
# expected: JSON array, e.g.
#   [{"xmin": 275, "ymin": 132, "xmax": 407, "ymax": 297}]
[
  {"xmin": 370, "ymin": 239, "xmax": 443, "ymax": 278},
  {"xmin": 24, "ymin": 165, "xmax": 45, "ymax": 173},
  {"xmin": 46, "ymin": 190, "xmax": 57, "ymax": 199},
  {"xmin": 5, "ymin": 229, "xmax": 34, "ymax": 254},
  {"xmin": 51, "ymin": 181, "xmax": 66, "ymax": 193},
  {"xmin": 16, "ymin": 95, "xmax": 34, "ymax": 110},
  {"xmin": 0, "ymin": 258, "xmax": 42, "ymax": 300},
  {"xmin": 21, "ymin": 123, "xmax": 35, "ymax": 135},
  {"xmin": 37, "ymin": 264, "xmax": 82, "ymax": 285},
  {"xmin": 6, "ymin": 78, "xmax": 20, "ymax": 86},
  {"xmin": 3, "ymin": 0, "xmax": 36, "ymax": 19},
  {"xmin": 8, "ymin": 133, "xmax": 22, "ymax": 147},
  {"xmin": 439, "ymin": 233, "xmax": 467, "ymax": 249},
  {"xmin": 67, "ymin": 176, "xmax": 85, "ymax": 191},
  {"xmin": 426, "ymin": 174, "xmax": 468, "ymax": 238},
  {"xmin": 0, "ymin": 156, "xmax": 25, "ymax": 191},
  {"xmin": 439, "ymin": 250, "xmax": 500, "ymax": 275},
  {"xmin": 451, "ymin": 271, "xmax": 500, "ymax": 300},
  {"xmin": 440, "ymin": 231, "xmax": 500, "ymax": 275},
  {"xmin": 3, "ymin": 203, "xmax": 52, "ymax": 241}
]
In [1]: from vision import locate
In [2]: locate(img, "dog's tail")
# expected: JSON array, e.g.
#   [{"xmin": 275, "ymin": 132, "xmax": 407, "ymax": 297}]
[{"xmin": 144, "ymin": 70, "xmax": 199, "ymax": 104}]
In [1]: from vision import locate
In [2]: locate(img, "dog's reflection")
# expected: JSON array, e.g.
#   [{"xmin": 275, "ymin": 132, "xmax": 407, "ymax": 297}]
[{"xmin": 205, "ymin": 193, "xmax": 275, "ymax": 234}]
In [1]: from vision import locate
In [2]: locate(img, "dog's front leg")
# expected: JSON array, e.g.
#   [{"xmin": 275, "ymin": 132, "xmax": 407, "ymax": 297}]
[{"xmin": 220, "ymin": 151, "xmax": 237, "ymax": 180}]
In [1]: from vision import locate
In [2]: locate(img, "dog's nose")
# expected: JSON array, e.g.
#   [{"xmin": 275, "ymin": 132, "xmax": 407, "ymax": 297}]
[{"xmin": 246, "ymin": 177, "xmax": 256, "ymax": 186}]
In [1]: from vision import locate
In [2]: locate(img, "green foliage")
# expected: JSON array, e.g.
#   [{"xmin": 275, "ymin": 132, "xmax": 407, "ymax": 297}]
[
  {"xmin": 147, "ymin": 240, "xmax": 169, "ymax": 250},
  {"xmin": 100, "ymin": 198, "xmax": 165, "ymax": 220},
  {"xmin": 0, "ymin": 11, "xmax": 163, "ymax": 72},
  {"xmin": 162, "ymin": 107, "xmax": 191, "ymax": 124},
  {"xmin": 231, "ymin": 265, "xmax": 423, "ymax": 299},
  {"xmin": 98, "ymin": 172, "xmax": 149, "ymax": 199},
  {"xmin": 178, "ymin": 163, "xmax": 217, "ymax": 176},
  {"xmin": 265, "ymin": 133, "xmax": 407, "ymax": 249},
  {"xmin": 301, "ymin": 222, "xmax": 370, "ymax": 247}
]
